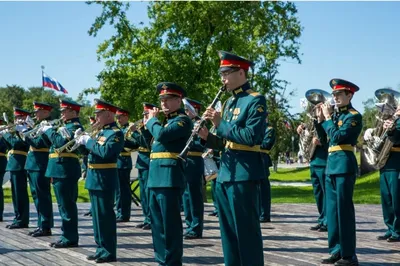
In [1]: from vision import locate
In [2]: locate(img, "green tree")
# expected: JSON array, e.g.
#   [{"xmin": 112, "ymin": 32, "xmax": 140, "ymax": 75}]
[
  {"xmin": 0, "ymin": 85, "xmax": 25, "ymax": 120},
  {"xmin": 87, "ymin": 1, "xmax": 302, "ymax": 120}
]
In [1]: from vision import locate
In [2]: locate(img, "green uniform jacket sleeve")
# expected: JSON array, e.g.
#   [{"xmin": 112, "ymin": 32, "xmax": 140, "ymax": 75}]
[
  {"xmin": 205, "ymin": 133, "xmax": 226, "ymax": 150},
  {"xmin": 216, "ymin": 95, "xmax": 267, "ymax": 146},
  {"xmin": 387, "ymin": 119, "xmax": 400, "ymax": 145},
  {"xmin": 44, "ymin": 128, "xmax": 74, "ymax": 148},
  {"xmin": 86, "ymin": 130, "xmax": 125, "ymax": 159},
  {"xmin": 124, "ymin": 136, "xmax": 139, "ymax": 150},
  {"xmin": 322, "ymin": 113, "xmax": 362, "ymax": 145},
  {"xmin": 146, "ymin": 116, "xmax": 191, "ymax": 142},
  {"xmin": 314, "ymin": 121, "xmax": 327, "ymax": 144},
  {"xmin": 25, "ymin": 134, "xmax": 50, "ymax": 148},
  {"xmin": 2, "ymin": 132, "xmax": 26, "ymax": 149},
  {"xmin": 261, "ymin": 127, "xmax": 276, "ymax": 150}
]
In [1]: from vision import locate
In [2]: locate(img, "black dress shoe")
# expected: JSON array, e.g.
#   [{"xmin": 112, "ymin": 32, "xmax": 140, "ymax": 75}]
[
  {"xmin": 116, "ymin": 218, "xmax": 129, "ymax": 223},
  {"xmin": 387, "ymin": 236, "xmax": 400, "ymax": 242},
  {"xmin": 28, "ymin": 227, "xmax": 40, "ymax": 236},
  {"xmin": 83, "ymin": 211, "xmax": 92, "ymax": 217},
  {"xmin": 184, "ymin": 232, "xmax": 202, "ymax": 240},
  {"xmin": 376, "ymin": 234, "xmax": 391, "ymax": 240},
  {"xmin": 50, "ymin": 241, "xmax": 78, "ymax": 248},
  {"xmin": 7, "ymin": 224, "xmax": 28, "ymax": 229},
  {"xmin": 334, "ymin": 256, "xmax": 358, "ymax": 266},
  {"xmin": 208, "ymin": 212, "xmax": 218, "ymax": 217},
  {"xmin": 95, "ymin": 257, "xmax": 117, "ymax": 263},
  {"xmin": 310, "ymin": 224, "xmax": 322, "ymax": 231},
  {"xmin": 135, "ymin": 223, "xmax": 145, "ymax": 228},
  {"xmin": 31, "ymin": 229, "xmax": 52, "ymax": 237},
  {"xmin": 321, "ymin": 253, "xmax": 340, "ymax": 264},
  {"xmin": 318, "ymin": 225, "xmax": 328, "ymax": 232},
  {"xmin": 86, "ymin": 255, "xmax": 99, "ymax": 261},
  {"xmin": 142, "ymin": 224, "xmax": 151, "ymax": 230},
  {"xmin": 260, "ymin": 218, "xmax": 271, "ymax": 223}
]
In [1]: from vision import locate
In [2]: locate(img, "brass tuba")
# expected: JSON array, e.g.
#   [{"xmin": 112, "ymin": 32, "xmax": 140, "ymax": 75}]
[
  {"xmin": 299, "ymin": 89, "xmax": 333, "ymax": 162},
  {"xmin": 364, "ymin": 88, "xmax": 400, "ymax": 169}
]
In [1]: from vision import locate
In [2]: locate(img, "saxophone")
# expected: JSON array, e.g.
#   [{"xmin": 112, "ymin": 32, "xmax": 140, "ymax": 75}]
[
  {"xmin": 364, "ymin": 88, "xmax": 400, "ymax": 169},
  {"xmin": 299, "ymin": 89, "xmax": 332, "ymax": 162}
]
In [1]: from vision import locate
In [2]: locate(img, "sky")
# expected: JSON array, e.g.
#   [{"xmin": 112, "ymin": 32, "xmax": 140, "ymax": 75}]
[{"xmin": 1, "ymin": 1, "xmax": 399, "ymax": 115}]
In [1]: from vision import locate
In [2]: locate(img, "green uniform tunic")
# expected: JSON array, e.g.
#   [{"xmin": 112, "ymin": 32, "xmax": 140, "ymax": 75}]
[
  {"xmin": 132, "ymin": 123, "xmax": 152, "ymax": 226},
  {"xmin": 2, "ymin": 131, "xmax": 30, "ymax": 226},
  {"xmin": 309, "ymin": 120, "xmax": 329, "ymax": 227},
  {"xmin": 146, "ymin": 109, "xmax": 192, "ymax": 266},
  {"xmin": 0, "ymin": 138, "xmax": 8, "ymax": 221},
  {"xmin": 259, "ymin": 126, "xmax": 275, "ymax": 221},
  {"xmin": 25, "ymin": 120, "xmax": 54, "ymax": 230},
  {"xmin": 205, "ymin": 82, "xmax": 267, "ymax": 266},
  {"xmin": 115, "ymin": 123, "xmax": 139, "ymax": 221},
  {"xmin": 182, "ymin": 118, "xmax": 205, "ymax": 236},
  {"xmin": 321, "ymin": 104, "xmax": 362, "ymax": 258},
  {"xmin": 379, "ymin": 118, "xmax": 400, "ymax": 239},
  {"xmin": 85, "ymin": 122, "xmax": 124, "ymax": 261},
  {"xmin": 43, "ymin": 118, "xmax": 83, "ymax": 245}
]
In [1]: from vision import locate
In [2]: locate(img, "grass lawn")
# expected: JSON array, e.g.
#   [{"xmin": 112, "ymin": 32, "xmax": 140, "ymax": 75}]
[{"xmin": 2, "ymin": 155, "xmax": 380, "ymax": 205}]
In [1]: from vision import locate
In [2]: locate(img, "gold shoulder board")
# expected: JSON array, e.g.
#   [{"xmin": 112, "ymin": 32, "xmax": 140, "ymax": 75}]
[
  {"xmin": 349, "ymin": 109, "xmax": 359, "ymax": 115},
  {"xmin": 246, "ymin": 89, "xmax": 260, "ymax": 97}
]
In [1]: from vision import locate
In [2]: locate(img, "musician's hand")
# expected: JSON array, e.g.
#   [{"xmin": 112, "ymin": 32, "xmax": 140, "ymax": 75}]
[
  {"xmin": 148, "ymin": 107, "xmax": 159, "ymax": 120},
  {"xmin": 321, "ymin": 103, "xmax": 332, "ymax": 120},
  {"xmin": 364, "ymin": 128, "xmax": 375, "ymax": 141},
  {"xmin": 41, "ymin": 125, "xmax": 53, "ymax": 134},
  {"xmin": 77, "ymin": 134, "xmax": 90, "ymax": 146},
  {"xmin": 312, "ymin": 137, "xmax": 321, "ymax": 146},
  {"xmin": 15, "ymin": 124, "xmax": 27, "ymax": 133},
  {"xmin": 198, "ymin": 126, "xmax": 209, "ymax": 140},
  {"xmin": 296, "ymin": 125, "xmax": 304, "ymax": 135},
  {"xmin": 128, "ymin": 123, "xmax": 137, "ymax": 132},
  {"xmin": 74, "ymin": 128, "xmax": 83, "ymax": 139},
  {"xmin": 204, "ymin": 107, "xmax": 221, "ymax": 127},
  {"xmin": 383, "ymin": 120, "xmax": 394, "ymax": 130}
]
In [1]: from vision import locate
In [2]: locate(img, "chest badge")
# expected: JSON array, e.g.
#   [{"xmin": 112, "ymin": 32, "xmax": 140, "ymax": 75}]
[{"xmin": 338, "ymin": 120, "xmax": 343, "ymax": 127}]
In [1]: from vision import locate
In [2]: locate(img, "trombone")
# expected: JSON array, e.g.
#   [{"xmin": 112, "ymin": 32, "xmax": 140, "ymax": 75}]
[{"xmin": 54, "ymin": 123, "xmax": 101, "ymax": 154}]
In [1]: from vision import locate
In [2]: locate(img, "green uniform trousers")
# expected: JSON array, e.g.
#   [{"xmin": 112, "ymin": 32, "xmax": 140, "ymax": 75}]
[
  {"xmin": 210, "ymin": 179, "xmax": 218, "ymax": 215},
  {"xmin": 138, "ymin": 169, "xmax": 151, "ymax": 225},
  {"xmin": 89, "ymin": 189, "xmax": 117, "ymax": 260},
  {"xmin": 182, "ymin": 181, "xmax": 204, "ymax": 236},
  {"xmin": 115, "ymin": 169, "xmax": 132, "ymax": 221},
  {"xmin": 27, "ymin": 171, "xmax": 53, "ymax": 229},
  {"xmin": 379, "ymin": 171, "xmax": 400, "ymax": 239},
  {"xmin": 259, "ymin": 177, "xmax": 271, "ymax": 220},
  {"xmin": 52, "ymin": 177, "xmax": 79, "ymax": 244},
  {"xmin": 10, "ymin": 171, "xmax": 29, "ymax": 226},
  {"xmin": 0, "ymin": 172, "xmax": 4, "ymax": 220},
  {"xmin": 310, "ymin": 166, "xmax": 327, "ymax": 226},
  {"xmin": 216, "ymin": 181, "xmax": 264, "ymax": 266},
  {"xmin": 325, "ymin": 174, "xmax": 356, "ymax": 258},
  {"xmin": 149, "ymin": 187, "xmax": 183, "ymax": 266}
]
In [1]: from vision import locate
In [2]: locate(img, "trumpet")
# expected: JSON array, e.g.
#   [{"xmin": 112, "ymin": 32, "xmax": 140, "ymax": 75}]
[
  {"xmin": 0, "ymin": 114, "xmax": 34, "ymax": 134},
  {"xmin": 124, "ymin": 119, "xmax": 144, "ymax": 139},
  {"xmin": 19, "ymin": 118, "xmax": 63, "ymax": 141},
  {"xmin": 177, "ymin": 85, "xmax": 226, "ymax": 162},
  {"xmin": 54, "ymin": 123, "xmax": 101, "ymax": 154}
]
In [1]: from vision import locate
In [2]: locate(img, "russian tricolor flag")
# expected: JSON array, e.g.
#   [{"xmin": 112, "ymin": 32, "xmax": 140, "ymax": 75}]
[{"xmin": 42, "ymin": 72, "xmax": 68, "ymax": 94}]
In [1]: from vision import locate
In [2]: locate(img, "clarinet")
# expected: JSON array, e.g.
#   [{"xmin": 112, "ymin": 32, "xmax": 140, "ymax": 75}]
[{"xmin": 177, "ymin": 85, "xmax": 226, "ymax": 162}]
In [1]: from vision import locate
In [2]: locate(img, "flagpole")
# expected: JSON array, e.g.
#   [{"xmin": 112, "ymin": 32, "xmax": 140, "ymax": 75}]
[{"xmin": 41, "ymin": 65, "xmax": 45, "ymax": 103}]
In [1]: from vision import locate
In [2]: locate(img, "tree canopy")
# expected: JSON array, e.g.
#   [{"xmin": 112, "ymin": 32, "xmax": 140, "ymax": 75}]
[{"xmin": 87, "ymin": 1, "xmax": 303, "ymax": 162}]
